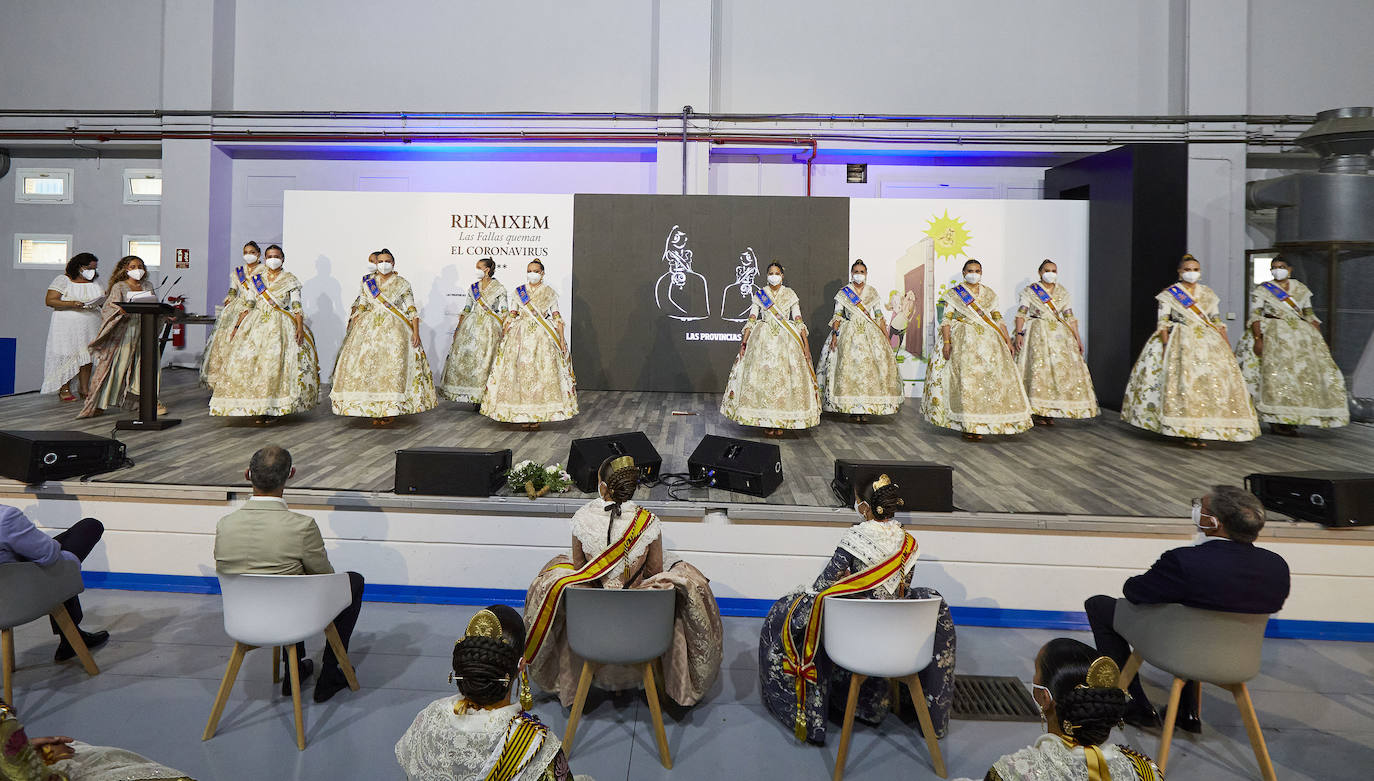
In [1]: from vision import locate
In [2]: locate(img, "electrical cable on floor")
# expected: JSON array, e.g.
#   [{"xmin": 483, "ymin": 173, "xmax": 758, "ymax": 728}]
[{"xmin": 642, "ymin": 471, "xmax": 710, "ymax": 502}]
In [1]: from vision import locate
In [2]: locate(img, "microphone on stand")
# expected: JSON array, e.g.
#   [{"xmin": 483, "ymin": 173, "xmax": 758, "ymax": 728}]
[{"xmin": 160, "ymin": 276, "xmax": 183, "ymax": 304}]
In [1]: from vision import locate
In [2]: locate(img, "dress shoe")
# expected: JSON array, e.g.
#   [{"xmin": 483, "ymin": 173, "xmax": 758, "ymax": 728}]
[
  {"xmin": 283, "ymin": 658, "xmax": 314, "ymax": 697},
  {"xmin": 313, "ymin": 667, "xmax": 350, "ymax": 703},
  {"xmin": 1175, "ymin": 711, "xmax": 1203, "ymax": 734},
  {"xmin": 54, "ymin": 629, "xmax": 109, "ymax": 662},
  {"xmin": 1122, "ymin": 701, "xmax": 1162, "ymax": 730}
]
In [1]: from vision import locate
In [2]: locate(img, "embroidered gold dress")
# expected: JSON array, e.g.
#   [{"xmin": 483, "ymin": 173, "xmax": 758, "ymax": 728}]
[
  {"xmin": 1235, "ymin": 280, "xmax": 1348, "ymax": 428},
  {"xmin": 200, "ymin": 263, "xmax": 259, "ymax": 390},
  {"xmin": 817, "ymin": 284, "xmax": 903, "ymax": 415},
  {"xmin": 523, "ymin": 499, "xmax": 723, "ymax": 708},
  {"xmin": 395, "ymin": 700, "xmax": 578, "ymax": 781},
  {"xmin": 208, "ymin": 270, "xmax": 320, "ymax": 417},
  {"xmin": 79, "ymin": 281, "xmax": 161, "ymax": 418},
  {"xmin": 439, "ymin": 278, "xmax": 508, "ymax": 403},
  {"xmin": 964, "ymin": 733, "xmax": 1161, "ymax": 781},
  {"xmin": 481, "ymin": 283, "xmax": 578, "ymax": 423},
  {"xmin": 1122, "ymin": 284, "xmax": 1260, "ymax": 441},
  {"xmin": 720, "ymin": 285, "xmax": 821, "ymax": 429},
  {"xmin": 1015, "ymin": 283, "xmax": 1099, "ymax": 419},
  {"xmin": 2, "ymin": 698, "xmax": 193, "ymax": 781},
  {"xmin": 922, "ymin": 284, "xmax": 1033, "ymax": 435},
  {"xmin": 330, "ymin": 273, "xmax": 437, "ymax": 418}
]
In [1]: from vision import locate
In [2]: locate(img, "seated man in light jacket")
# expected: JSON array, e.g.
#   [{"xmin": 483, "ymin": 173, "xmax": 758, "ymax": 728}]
[
  {"xmin": 214, "ymin": 445, "xmax": 365, "ymax": 703},
  {"xmin": 0, "ymin": 506, "xmax": 110, "ymax": 661}
]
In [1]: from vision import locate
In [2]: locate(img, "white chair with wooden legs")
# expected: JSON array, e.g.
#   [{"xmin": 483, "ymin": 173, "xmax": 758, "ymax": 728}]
[
  {"xmin": 822, "ymin": 596, "xmax": 947, "ymax": 781},
  {"xmin": 561, "ymin": 585, "xmax": 676, "ymax": 769},
  {"xmin": 202, "ymin": 573, "xmax": 360, "ymax": 751},
  {"xmin": 0, "ymin": 560, "xmax": 100, "ymax": 705},
  {"xmin": 1113, "ymin": 600, "xmax": 1275, "ymax": 781}
]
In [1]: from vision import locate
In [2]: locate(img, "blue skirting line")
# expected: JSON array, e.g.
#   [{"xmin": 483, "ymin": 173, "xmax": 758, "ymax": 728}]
[{"xmin": 81, "ymin": 571, "xmax": 1374, "ymax": 643}]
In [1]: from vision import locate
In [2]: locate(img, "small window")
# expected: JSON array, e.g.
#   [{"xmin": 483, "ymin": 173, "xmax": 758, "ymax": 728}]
[
  {"xmin": 14, "ymin": 168, "xmax": 74, "ymax": 204},
  {"xmin": 123, "ymin": 235, "xmax": 161, "ymax": 267},
  {"xmin": 123, "ymin": 169, "xmax": 163, "ymax": 204},
  {"xmin": 13, "ymin": 233, "xmax": 73, "ymax": 268}
]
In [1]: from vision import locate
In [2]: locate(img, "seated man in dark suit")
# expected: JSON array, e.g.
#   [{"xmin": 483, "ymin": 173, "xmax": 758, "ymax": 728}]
[
  {"xmin": 0, "ymin": 506, "xmax": 110, "ymax": 661},
  {"xmin": 1085, "ymin": 485, "xmax": 1290, "ymax": 732},
  {"xmin": 214, "ymin": 445, "xmax": 365, "ymax": 703}
]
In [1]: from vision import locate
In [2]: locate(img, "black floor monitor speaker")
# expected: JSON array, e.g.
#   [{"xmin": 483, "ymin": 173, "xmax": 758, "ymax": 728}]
[
  {"xmin": 394, "ymin": 447, "xmax": 512, "ymax": 496},
  {"xmin": 832, "ymin": 459, "xmax": 955, "ymax": 512},
  {"xmin": 1245, "ymin": 470, "xmax": 1374, "ymax": 527},
  {"xmin": 567, "ymin": 431, "xmax": 663, "ymax": 492},
  {"xmin": 0, "ymin": 430, "xmax": 126, "ymax": 483},
  {"xmin": 687, "ymin": 435, "xmax": 782, "ymax": 498}
]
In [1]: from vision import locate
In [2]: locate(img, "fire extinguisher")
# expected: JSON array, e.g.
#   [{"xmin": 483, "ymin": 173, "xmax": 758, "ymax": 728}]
[{"xmin": 169, "ymin": 295, "xmax": 188, "ymax": 348}]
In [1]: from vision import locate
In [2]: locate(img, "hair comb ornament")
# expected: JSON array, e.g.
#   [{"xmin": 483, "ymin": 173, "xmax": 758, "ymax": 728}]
[
  {"xmin": 1081, "ymin": 656, "xmax": 1121, "ymax": 690},
  {"xmin": 608, "ymin": 455, "xmax": 636, "ymax": 474},
  {"xmin": 872, "ymin": 474, "xmax": 892, "ymax": 492},
  {"xmin": 465, "ymin": 609, "xmax": 503, "ymax": 641}
]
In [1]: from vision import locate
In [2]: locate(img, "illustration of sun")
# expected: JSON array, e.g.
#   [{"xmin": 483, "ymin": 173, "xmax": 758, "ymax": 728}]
[{"xmin": 924, "ymin": 210, "xmax": 973, "ymax": 259}]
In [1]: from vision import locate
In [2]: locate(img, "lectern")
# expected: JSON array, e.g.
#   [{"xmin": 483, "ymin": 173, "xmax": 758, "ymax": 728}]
[{"xmin": 114, "ymin": 301, "xmax": 180, "ymax": 431}]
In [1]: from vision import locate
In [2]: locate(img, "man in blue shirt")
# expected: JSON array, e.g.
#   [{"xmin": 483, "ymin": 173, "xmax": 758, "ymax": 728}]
[{"xmin": 0, "ymin": 506, "xmax": 110, "ymax": 660}]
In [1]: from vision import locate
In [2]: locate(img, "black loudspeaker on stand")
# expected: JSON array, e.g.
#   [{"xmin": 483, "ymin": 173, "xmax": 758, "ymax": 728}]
[
  {"xmin": 831, "ymin": 459, "xmax": 954, "ymax": 512},
  {"xmin": 688, "ymin": 435, "xmax": 782, "ymax": 498},
  {"xmin": 567, "ymin": 432, "xmax": 663, "ymax": 492},
  {"xmin": 394, "ymin": 447, "xmax": 512, "ymax": 496},
  {"xmin": 0, "ymin": 431, "xmax": 126, "ymax": 483},
  {"xmin": 1246, "ymin": 470, "xmax": 1374, "ymax": 527}
]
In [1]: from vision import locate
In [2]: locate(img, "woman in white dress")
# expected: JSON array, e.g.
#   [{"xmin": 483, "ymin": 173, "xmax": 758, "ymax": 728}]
[
  {"xmin": 200, "ymin": 241, "xmax": 262, "ymax": 391},
  {"xmin": 481, "ymin": 260, "xmax": 578, "ymax": 430},
  {"xmin": 817, "ymin": 259, "xmax": 903, "ymax": 422},
  {"xmin": 42, "ymin": 252, "xmax": 103, "ymax": 402},
  {"xmin": 439, "ymin": 257, "xmax": 508, "ymax": 406},
  {"xmin": 330, "ymin": 248, "xmax": 437, "ymax": 424},
  {"xmin": 721, "ymin": 262, "xmax": 821, "ymax": 436},
  {"xmin": 1235, "ymin": 256, "xmax": 1349, "ymax": 435},
  {"xmin": 1012, "ymin": 259, "xmax": 1099, "ymax": 425},
  {"xmin": 396, "ymin": 605, "xmax": 590, "ymax": 781},
  {"xmin": 80, "ymin": 256, "xmax": 165, "ymax": 419}
]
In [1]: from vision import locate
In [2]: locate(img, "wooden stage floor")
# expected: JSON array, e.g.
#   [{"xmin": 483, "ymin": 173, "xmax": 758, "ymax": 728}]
[{"xmin": 4, "ymin": 368, "xmax": 1370, "ymax": 518}]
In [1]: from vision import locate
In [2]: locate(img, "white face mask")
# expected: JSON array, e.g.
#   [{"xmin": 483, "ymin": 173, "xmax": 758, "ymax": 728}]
[
  {"xmin": 851, "ymin": 273, "xmax": 866, "ymax": 284},
  {"xmin": 1041, "ymin": 271, "xmax": 1058, "ymax": 283},
  {"xmin": 80, "ymin": 268, "xmax": 97, "ymax": 281},
  {"xmin": 526, "ymin": 271, "xmax": 543, "ymax": 284},
  {"xmin": 365, "ymin": 261, "xmax": 377, "ymax": 273},
  {"xmin": 243, "ymin": 253, "xmax": 259, "ymax": 265},
  {"xmin": 1191, "ymin": 503, "xmax": 1220, "ymax": 545},
  {"xmin": 1271, "ymin": 268, "xmax": 1290, "ymax": 281},
  {"xmin": 265, "ymin": 257, "xmax": 284, "ymax": 270},
  {"xmin": 767, "ymin": 274, "xmax": 783, "ymax": 286},
  {"xmin": 477, "ymin": 268, "xmax": 488, "ymax": 279},
  {"xmin": 964, "ymin": 272, "xmax": 981, "ymax": 284},
  {"xmin": 376, "ymin": 261, "xmax": 394, "ymax": 275},
  {"xmin": 1181, "ymin": 270, "xmax": 1201, "ymax": 283},
  {"xmin": 126, "ymin": 268, "xmax": 146, "ymax": 281}
]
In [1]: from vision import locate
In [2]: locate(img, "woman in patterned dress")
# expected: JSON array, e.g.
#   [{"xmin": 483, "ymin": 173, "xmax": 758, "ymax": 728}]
[
  {"xmin": 818, "ymin": 259, "xmax": 903, "ymax": 422},
  {"xmin": 758, "ymin": 476, "xmax": 956, "ymax": 746},
  {"xmin": 80, "ymin": 255, "xmax": 166, "ymax": 418},
  {"xmin": 1012, "ymin": 259, "xmax": 1099, "ymax": 425},
  {"xmin": 922, "ymin": 259, "xmax": 1033, "ymax": 441},
  {"xmin": 1235, "ymin": 256, "xmax": 1348, "ymax": 435},
  {"xmin": 721, "ymin": 261, "xmax": 821, "ymax": 436},
  {"xmin": 201, "ymin": 241, "xmax": 262, "ymax": 391},
  {"xmin": 329, "ymin": 248, "xmax": 437, "ymax": 424},
  {"xmin": 481, "ymin": 260, "xmax": 578, "ymax": 430},
  {"xmin": 208, "ymin": 244, "xmax": 320, "ymax": 421},
  {"xmin": 1121, "ymin": 254, "xmax": 1259, "ymax": 446},
  {"xmin": 439, "ymin": 257, "xmax": 507, "ymax": 407}
]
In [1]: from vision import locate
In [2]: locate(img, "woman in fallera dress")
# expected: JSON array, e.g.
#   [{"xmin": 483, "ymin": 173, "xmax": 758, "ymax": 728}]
[
  {"xmin": 1235, "ymin": 256, "xmax": 1349, "ymax": 435},
  {"xmin": 758, "ymin": 475, "xmax": 956, "ymax": 745},
  {"xmin": 200, "ymin": 241, "xmax": 262, "ymax": 391},
  {"xmin": 1121, "ymin": 254, "xmax": 1260, "ymax": 446},
  {"xmin": 41, "ymin": 252, "xmax": 102, "ymax": 402},
  {"xmin": 1012, "ymin": 259, "xmax": 1099, "ymax": 425},
  {"xmin": 439, "ymin": 257, "xmax": 507, "ymax": 406},
  {"xmin": 481, "ymin": 260, "xmax": 578, "ymax": 430},
  {"xmin": 2, "ymin": 697, "xmax": 196, "ymax": 781},
  {"xmin": 330, "ymin": 248, "xmax": 437, "ymax": 424},
  {"xmin": 208, "ymin": 244, "xmax": 320, "ymax": 421},
  {"xmin": 720, "ymin": 261, "xmax": 821, "ymax": 436},
  {"xmin": 80, "ymin": 255, "xmax": 165, "ymax": 419},
  {"xmin": 523, "ymin": 456, "xmax": 723, "ymax": 708},
  {"xmin": 817, "ymin": 259, "xmax": 903, "ymax": 422},
  {"xmin": 922, "ymin": 259, "xmax": 1033, "ymax": 441}
]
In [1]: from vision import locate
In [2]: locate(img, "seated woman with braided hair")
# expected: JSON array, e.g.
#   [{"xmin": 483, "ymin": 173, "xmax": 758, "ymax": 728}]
[
  {"xmin": 522, "ymin": 456, "xmax": 723, "ymax": 707},
  {"xmin": 959, "ymin": 637, "xmax": 1161, "ymax": 781},
  {"xmin": 395, "ymin": 605, "xmax": 591, "ymax": 781},
  {"xmin": 758, "ymin": 476, "xmax": 957, "ymax": 745}
]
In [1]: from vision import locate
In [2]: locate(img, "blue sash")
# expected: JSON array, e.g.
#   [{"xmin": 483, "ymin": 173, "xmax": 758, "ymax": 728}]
[
  {"xmin": 1260, "ymin": 281, "xmax": 1289, "ymax": 302},
  {"xmin": 754, "ymin": 288, "xmax": 774, "ymax": 309},
  {"xmin": 471, "ymin": 281, "xmax": 483, "ymax": 300},
  {"xmin": 251, "ymin": 273, "xmax": 268, "ymax": 296},
  {"xmin": 235, "ymin": 266, "xmax": 249, "ymax": 289},
  {"xmin": 1167, "ymin": 284, "xmax": 1195, "ymax": 309},
  {"xmin": 953, "ymin": 284, "xmax": 975, "ymax": 306},
  {"xmin": 516, "ymin": 284, "xmax": 531, "ymax": 306},
  {"xmin": 1029, "ymin": 282, "xmax": 1052, "ymax": 306},
  {"xmin": 841, "ymin": 285, "xmax": 862, "ymax": 307},
  {"xmin": 365, "ymin": 276, "xmax": 381, "ymax": 298}
]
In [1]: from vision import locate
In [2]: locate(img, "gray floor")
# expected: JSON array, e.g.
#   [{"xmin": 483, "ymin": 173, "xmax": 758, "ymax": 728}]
[
  {"xmin": 8, "ymin": 369, "xmax": 1373, "ymax": 517},
  {"xmin": 5, "ymin": 590, "xmax": 1372, "ymax": 780}
]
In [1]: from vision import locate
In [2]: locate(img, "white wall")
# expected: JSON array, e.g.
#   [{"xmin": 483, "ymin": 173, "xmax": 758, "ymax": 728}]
[{"xmin": 1248, "ymin": 0, "xmax": 1374, "ymax": 115}]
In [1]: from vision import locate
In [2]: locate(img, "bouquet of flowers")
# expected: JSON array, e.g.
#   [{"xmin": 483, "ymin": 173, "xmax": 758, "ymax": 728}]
[{"xmin": 506, "ymin": 460, "xmax": 574, "ymax": 499}]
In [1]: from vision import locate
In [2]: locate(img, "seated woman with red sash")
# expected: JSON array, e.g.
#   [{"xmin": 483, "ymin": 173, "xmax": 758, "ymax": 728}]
[
  {"xmin": 758, "ymin": 475, "xmax": 957, "ymax": 745},
  {"xmin": 522, "ymin": 456, "xmax": 723, "ymax": 707}
]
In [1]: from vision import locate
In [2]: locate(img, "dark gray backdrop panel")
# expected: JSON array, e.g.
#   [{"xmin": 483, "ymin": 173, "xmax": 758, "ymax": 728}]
[{"xmin": 572, "ymin": 195, "xmax": 849, "ymax": 392}]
